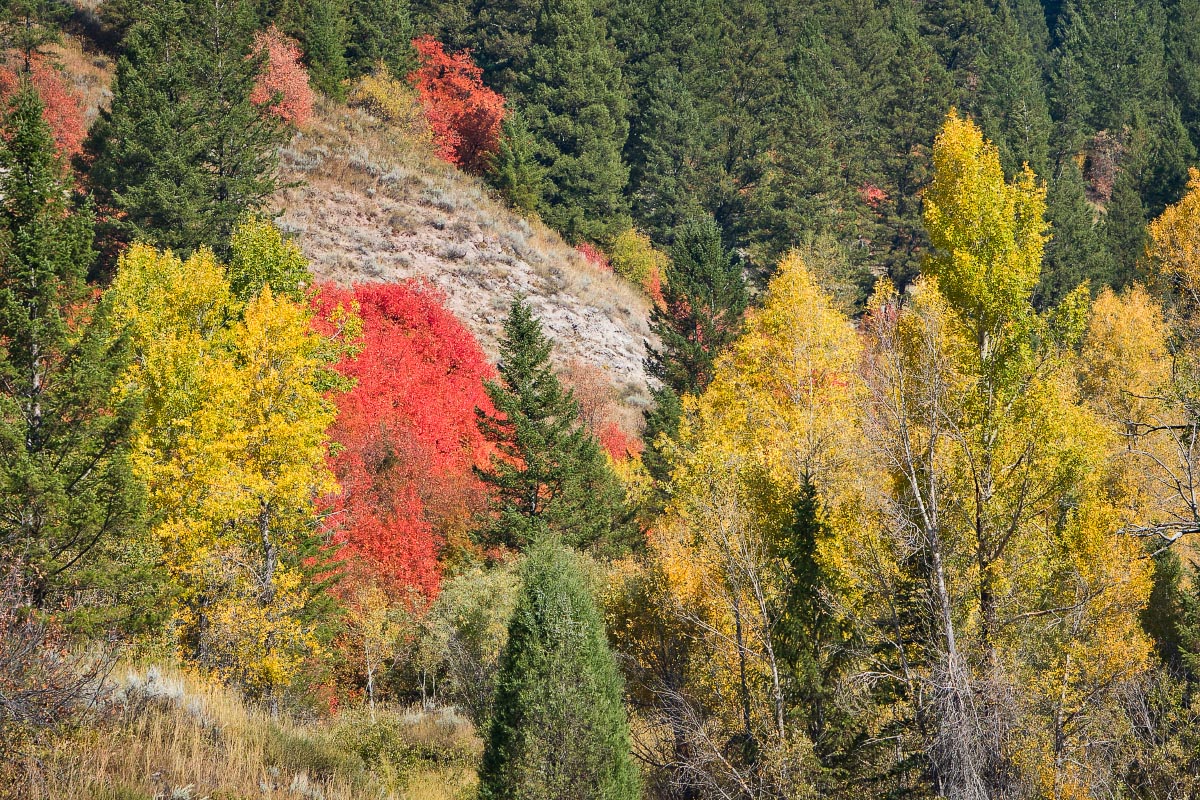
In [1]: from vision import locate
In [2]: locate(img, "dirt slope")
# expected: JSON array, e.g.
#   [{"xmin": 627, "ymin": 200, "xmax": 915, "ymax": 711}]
[{"xmin": 274, "ymin": 99, "xmax": 655, "ymax": 411}]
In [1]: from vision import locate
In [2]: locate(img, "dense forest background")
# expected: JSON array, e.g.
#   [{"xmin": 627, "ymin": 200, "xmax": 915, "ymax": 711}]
[{"xmin": 5, "ymin": 0, "xmax": 1200, "ymax": 799}]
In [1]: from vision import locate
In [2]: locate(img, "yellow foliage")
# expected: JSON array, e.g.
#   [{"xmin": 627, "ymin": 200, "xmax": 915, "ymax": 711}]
[
  {"xmin": 109, "ymin": 240, "xmax": 353, "ymax": 696},
  {"xmin": 1147, "ymin": 167, "xmax": 1200, "ymax": 313}
]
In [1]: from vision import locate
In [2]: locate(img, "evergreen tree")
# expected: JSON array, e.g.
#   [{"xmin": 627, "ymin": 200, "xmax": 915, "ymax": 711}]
[
  {"xmin": 518, "ymin": 0, "xmax": 630, "ymax": 243},
  {"xmin": 647, "ymin": 215, "xmax": 748, "ymax": 397},
  {"xmin": 1166, "ymin": 0, "xmax": 1200, "ymax": 152},
  {"xmin": 976, "ymin": 0, "xmax": 1053, "ymax": 178},
  {"xmin": 84, "ymin": 0, "xmax": 287, "ymax": 260},
  {"xmin": 479, "ymin": 539, "xmax": 641, "ymax": 800},
  {"xmin": 462, "ymin": 0, "xmax": 542, "ymax": 95},
  {"xmin": 1035, "ymin": 156, "xmax": 1108, "ymax": 308},
  {"xmin": 0, "ymin": 83, "xmax": 147, "ymax": 618},
  {"xmin": 626, "ymin": 65, "xmax": 706, "ymax": 243},
  {"xmin": 302, "ymin": 0, "xmax": 350, "ymax": 98},
  {"xmin": 475, "ymin": 299, "xmax": 630, "ymax": 554},
  {"xmin": 637, "ymin": 384, "xmax": 681, "ymax": 518},
  {"xmin": 488, "ymin": 109, "xmax": 545, "ymax": 216},
  {"xmin": 771, "ymin": 480, "xmax": 865, "ymax": 791},
  {"xmin": 346, "ymin": 0, "xmax": 414, "ymax": 78}
]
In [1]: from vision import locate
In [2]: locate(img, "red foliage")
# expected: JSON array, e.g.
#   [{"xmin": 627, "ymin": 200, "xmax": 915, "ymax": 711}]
[
  {"xmin": 0, "ymin": 58, "xmax": 86, "ymax": 157},
  {"xmin": 561, "ymin": 359, "xmax": 642, "ymax": 461},
  {"xmin": 408, "ymin": 36, "xmax": 506, "ymax": 174},
  {"xmin": 599, "ymin": 421, "xmax": 642, "ymax": 461},
  {"xmin": 644, "ymin": 264, "xmax": 666, "ymax": 309},
  {"xmin": 250, "ymin": 26, "xmax": 314, "ymax": 127},
  {"xmin": 858, "ymin": 182, "xmax": 889, "ymax": 211},
  {"xmin": 314, "ymin": 282, "xmax": 495, "ymax": 600},
  {"xmin": 576, "ymin": 241, "xmax": 612, "ymax": 272}
]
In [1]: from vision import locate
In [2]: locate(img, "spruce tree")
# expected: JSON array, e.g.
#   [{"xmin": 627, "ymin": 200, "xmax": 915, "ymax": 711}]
[
  {"xmin": 0, "ymin": 83, "xmax": 146, "ymax": 616},
  {"xmin": 346, "ymin": 0, "xmax": 414, "ymax": 78},
  {"xmin": 302, "ymin": 0, "xmax": 350, "ymax": 98},
  {"xmin": 488, "ymin": 109, "xmax": 545, "ymax": 216},
  {"xmin": 627, "ymin": 65, "xmax": 706, "ymax": 243},
  {"xmin": 647, "ymin": 215, "xmax": 748, "ymax": 397},
  {"xmin": 475, "ymin": 299, "xmax": 630, "ymax": 554},
  {"xmin": 84, "ymin": 0, "xmax": 287, "ymax": 260},
  {"xmin": 518, "ymin": 0, "xmax": 630, "ymax": 243},
  {"xmin": 479, "ymin": 539, "xmax": 641, "ymax": 800},
  {"xmin": 1035, "ymin": 157, "xmax": 1108, "ymax": 308}
]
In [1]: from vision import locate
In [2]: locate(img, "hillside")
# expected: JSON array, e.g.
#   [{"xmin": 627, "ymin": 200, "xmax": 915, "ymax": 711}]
[{"xmin": 275, "ymin": 98, "xmax": 655, "ymax": 410}]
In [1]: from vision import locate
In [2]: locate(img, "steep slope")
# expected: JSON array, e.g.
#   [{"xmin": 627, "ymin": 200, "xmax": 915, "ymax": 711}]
[{"xmin": 275, "ymin": 99, "xmax": 655, "ymax": 411}]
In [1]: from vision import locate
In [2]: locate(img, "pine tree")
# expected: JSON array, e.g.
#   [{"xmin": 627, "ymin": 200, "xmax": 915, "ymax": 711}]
[
  {"xmin": 1035, "ymin": 156, "xmax": 1109, "ymax": 308},
  {"xmin": 488, "ymin": 109, "xmax": 545, "ymax": 215},
  {"xmin": 475, "ymin": 299, "xmax": 630, "ymax": 554},
  {"xmin": 0, "ymin": 82, "xmax": 147, "ymax": 617},
  {"xmin": 346, "ymin": 0, "xmax": 414, "ymax": 78},
  {"xmin": 976, "ymin": 0, "xmax": 1053, "ymax": 178},
  {"xmin": 626, "ymin": 65, "xmax": 706, "ymax": 242},
  {"xmin": 518, "ymin": 0, "xmax": 630, "ymax": 243},
  {"xmin": 302, "ymin": 0, "xmax": 350, "ymax": 98},
  {"xmin": 647, "ymin": 215, "xmax": 748, "ymax": 397},
  {"xmin": 84, "ymin": 0, "xmax": 287, "ymax": 260},
  {"xmin": 479, "ymin": 539, "xmax": 641, "ymax": 800}
]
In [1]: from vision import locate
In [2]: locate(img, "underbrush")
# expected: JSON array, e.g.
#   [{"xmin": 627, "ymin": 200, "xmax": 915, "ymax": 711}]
[{"xmin": 2, "ymin": 665, "xmax": 480, "ymax": 800}]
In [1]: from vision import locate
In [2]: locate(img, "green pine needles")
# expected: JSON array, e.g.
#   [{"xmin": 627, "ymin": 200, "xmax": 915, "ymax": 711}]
[{"xmin": 479, "ymin": 538, "xmax": 641, "ymax": 800}]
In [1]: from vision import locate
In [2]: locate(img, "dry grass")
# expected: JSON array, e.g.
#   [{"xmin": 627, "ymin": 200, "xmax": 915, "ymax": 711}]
[
  {"xmin": 43, "ymin": 34, "xmax": 113, "ymax": 127},
  {"xmin": 276, "ymin": 97, "xmax": 656, "ymax": 414},
  {"xmin": 3, "ymin": 665, "xmax": 480, "ymax": 800}
]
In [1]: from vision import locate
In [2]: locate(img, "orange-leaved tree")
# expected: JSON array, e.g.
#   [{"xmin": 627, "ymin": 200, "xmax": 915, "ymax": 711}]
[
  {"xmin": 408, "ymin": 36, "xmax": 505, "ymax": 174},
  {"xmin": 250, "ymin": 26, "xmax": 314, "ymax": 127}
]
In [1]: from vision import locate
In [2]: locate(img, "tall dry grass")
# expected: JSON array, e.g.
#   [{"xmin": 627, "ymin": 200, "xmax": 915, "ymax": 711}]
[{"xmin": 2, "ymin": 664, "xmax": 480, "ymax": 800}]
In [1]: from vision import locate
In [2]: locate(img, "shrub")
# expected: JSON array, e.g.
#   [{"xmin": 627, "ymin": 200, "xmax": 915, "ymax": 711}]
[
  {"xmin": 348, "ymin": 61, "xmax": 429, "ymax": 136},
  {"xmin": 314, "ymin": 282, "xmax": 495, "ymax": 598},
  {"xmin": 610, "ymin": 228, "xmax": 668, "ymax": 306},
  {"xmin": 408, "ymin": 36, "xmax": 505, "ymax": 174},
  {"xmin": 250, "ymin": 26, "xmax": 314, "ymax": 127},
  {"xmin": 0, "ymin": 58, "xmax": 86, "ymax": 157},
  {"xmin": 575, "ymin": 241, "xmax": 611, "ymax": 272}
]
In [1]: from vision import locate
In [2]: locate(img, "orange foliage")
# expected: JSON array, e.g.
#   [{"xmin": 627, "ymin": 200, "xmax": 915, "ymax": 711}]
[
  {"xmin": 250, "ymin": 26, "xmax": 314, "ymax": 127},
  {"xmin": 408, "ymin": 36, "xmax": 505, "ymax": 174},
  {"xmin": 0, "ymin": 57, "xmax": 86, "ymax": 157}
]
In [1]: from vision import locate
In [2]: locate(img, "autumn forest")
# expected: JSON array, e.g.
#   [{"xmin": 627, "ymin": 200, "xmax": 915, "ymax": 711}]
[{"xmin": 3, "ymin": 0, "xmax": 1200, "ymax": 798}]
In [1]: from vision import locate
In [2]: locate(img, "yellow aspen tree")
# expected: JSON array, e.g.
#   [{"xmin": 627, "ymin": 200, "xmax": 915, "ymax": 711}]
[
  {"xmin": 859, "ymin": 112, "xmax": 1152, "ymax": 799},
  {"xmin": 639, "ymin": 252, "xmax": 867, "ymax": 798},
  {"xmin": 108, "ymin": 234, "xmax": 357, "ymax": 699}
]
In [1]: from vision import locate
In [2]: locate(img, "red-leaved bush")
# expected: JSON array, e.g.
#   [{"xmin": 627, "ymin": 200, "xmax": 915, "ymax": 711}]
[
  {"xmin": 576, "ymin": 241, "xmax": 612, "ymax": 272},
  {"xmin": 250, "ymin": 26, "xmax": 314, "ymax": 127},
  {"xmin": 408, "ymin": 36, "xmax": 505, "ymax": 174},
  {"xmin": 0, "ymin": 58, "xmax": 86, "ymax": 157},
  {"xmin": 314, "ymin": 282, "xmax": 495, "ymax": 599}
]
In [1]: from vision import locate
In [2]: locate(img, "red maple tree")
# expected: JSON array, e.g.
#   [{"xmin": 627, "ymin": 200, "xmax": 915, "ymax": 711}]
[
  {"xmin": 250, "ymin": 26, "xmax": 314, "ymax": 127},
  {"xmin": 0, "ymin": 58, "xmax": 86, "ymax": 157},
  {"xmin": 408, "ymin": 36, "xmax": 505, "ymax": 174},
  {"xmin": 314, "ymin": 282, "xmax": 495, "ymax": 599}
]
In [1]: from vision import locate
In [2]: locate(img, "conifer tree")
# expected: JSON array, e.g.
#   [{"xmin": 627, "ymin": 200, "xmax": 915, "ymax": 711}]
[
  {"xmin": 475, "ymin": 299, "xmax": 630, "ymax": 554},
  {"xmin": 1035, "ymin": 157, "xmax": 1109, "ymax": 308},
  {"xmin": 488, "ymin": 109, "xmax": 544, "ymax": 215},
  {"xmin": 301, "ymin": 0, "xmax": 350, "ymax": 98},
  {"xmin": 0, "ymin": 83, "xmax": 146, "ymax": 614},
  {"xmin": 647, "ymin": 215, "xmax": 747, "ymax": 397},
  {"xmin": 479, "ymin": 539, "xmax": 640, "ymax": 800},
  {"xmin": 346, "ymin": 0, "xmax": 414, "ymax": 77},
  {"xmin": 518, "ymin": 0, "xmax": 630, "ymax": 242},
  {"xmin": 84, "ymin": 0, "xmax": 287, "ymax": 260}
]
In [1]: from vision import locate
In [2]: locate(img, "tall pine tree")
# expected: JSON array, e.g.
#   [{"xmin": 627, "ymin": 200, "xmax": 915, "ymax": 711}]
[
  {"xmin": 475, "ymin": 299, "xmax": 630, "ymax": 554},
  {"xmin": 518, "ymin": 0, "xmax": 630, "ymax": 243},
  {"xmin": 0, "ymin": 82, "xmax": 146, "ymax": 618},
  {"xmin": 84, "ymin": 0, "xmax": 287, "ymax": 260}
]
